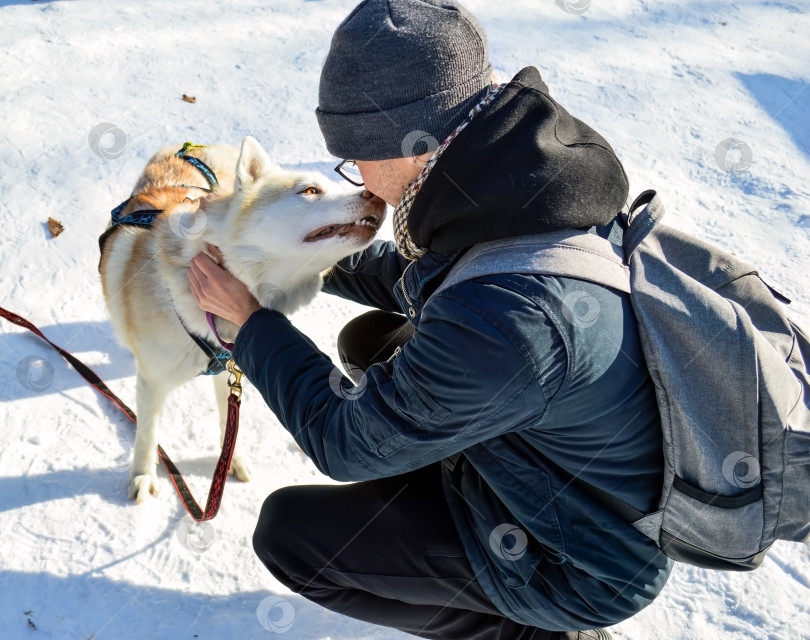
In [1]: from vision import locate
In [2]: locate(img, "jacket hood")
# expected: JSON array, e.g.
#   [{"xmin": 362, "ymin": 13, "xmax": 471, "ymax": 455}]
[{"xmin": 408, "ymin": 66, "xmax": 629, "ymax": 255}]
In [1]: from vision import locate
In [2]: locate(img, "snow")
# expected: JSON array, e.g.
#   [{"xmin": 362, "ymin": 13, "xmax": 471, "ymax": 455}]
[{"xmin": 0, "ymin": 0, "xmax": 808, "ymax": 639}]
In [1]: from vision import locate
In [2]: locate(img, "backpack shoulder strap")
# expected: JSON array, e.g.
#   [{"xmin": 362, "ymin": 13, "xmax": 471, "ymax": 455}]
[
  {"xmin": 434, "ymin": 228, "xmax": 631, "ymax": 298},
  {"xmin": 433, "ymin": 225, "xmax": 645, "ymax": 530}
]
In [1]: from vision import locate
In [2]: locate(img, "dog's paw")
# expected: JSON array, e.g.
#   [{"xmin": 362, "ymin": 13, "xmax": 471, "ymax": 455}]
[
  {"xmin": 229, "ymin": 455, "xmax": 251, "ymax": 482},
  {"xmin": 128, "ymin": 473, "xmax": 160, "ymax": 502}
]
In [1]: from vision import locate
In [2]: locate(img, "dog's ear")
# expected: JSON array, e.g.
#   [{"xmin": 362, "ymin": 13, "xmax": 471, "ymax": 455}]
[{"xmin": 235, "ymin": 137, "xmax": 278, "ymax": 190}]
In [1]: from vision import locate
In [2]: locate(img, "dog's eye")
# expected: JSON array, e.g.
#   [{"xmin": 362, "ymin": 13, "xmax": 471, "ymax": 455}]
[{"xmin": 300, "ymin": 186, "xmax": 321, "ymax": 196}]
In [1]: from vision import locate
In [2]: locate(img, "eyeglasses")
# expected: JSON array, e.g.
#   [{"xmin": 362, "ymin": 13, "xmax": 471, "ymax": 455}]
[{"xmin": 334, "ymin": 159, "xmax": 364, "ymax": 187}]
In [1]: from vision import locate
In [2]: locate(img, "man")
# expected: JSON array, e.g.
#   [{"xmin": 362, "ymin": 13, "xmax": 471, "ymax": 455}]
[{"xmin": 188, "ymin": 1, "xmax": 673, "ymax": 638}]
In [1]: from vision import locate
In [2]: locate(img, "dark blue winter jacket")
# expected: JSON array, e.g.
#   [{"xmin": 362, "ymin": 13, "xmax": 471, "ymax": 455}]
[{"xmin": 233, "ymin": 67, "xmax": 672, "ymax": 631}]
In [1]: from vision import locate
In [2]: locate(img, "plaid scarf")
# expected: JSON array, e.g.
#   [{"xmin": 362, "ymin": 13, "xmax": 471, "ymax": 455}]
[{"xmin": 393, "ymin": 83, "xmax": 507, "ymax": 261}]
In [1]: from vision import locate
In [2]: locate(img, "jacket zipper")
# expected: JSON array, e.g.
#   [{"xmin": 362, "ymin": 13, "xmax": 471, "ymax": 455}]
[
  {"xmin": 377, "ymin": 346, "xmax": 402, "ymax": 377},
  {"xmin": 380, "ymin": 261, "xmax": 414, "ymax": 375},
  {"xmin": 400, "ymin": 261, "xmax": 417, "ymax": 318}
]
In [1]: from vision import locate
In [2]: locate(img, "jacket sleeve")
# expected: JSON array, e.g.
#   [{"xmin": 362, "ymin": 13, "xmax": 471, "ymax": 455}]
[
  {"xmin": 232, "ymin": 286, "xmax": 558, "ymax": 481},
  {"xmin": 320, "ymin": 239, "xmax": 408, "ymax": 312}
]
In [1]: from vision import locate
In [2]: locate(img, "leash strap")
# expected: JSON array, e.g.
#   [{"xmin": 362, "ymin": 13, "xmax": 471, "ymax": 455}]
[
  {"xmin": 0, "ymin": 304, "xmax": 240, "ymax": 522},
  {"xmin": 206, "ymin": 311, "xmax": 235, "ymax": 351},
  {"xmin": 158, "ymin": 389, "xmax": 240, "ymax": 521}
]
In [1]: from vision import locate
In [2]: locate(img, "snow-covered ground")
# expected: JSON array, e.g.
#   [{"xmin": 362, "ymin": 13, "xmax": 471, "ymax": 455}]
[{"xmin": 1, "ymin": 1, "xmax": 808, "ymax": 638}]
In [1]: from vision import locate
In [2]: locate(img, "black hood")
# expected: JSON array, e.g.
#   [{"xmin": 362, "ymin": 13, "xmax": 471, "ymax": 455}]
[{"xmin": 408, "ymin": 66, "xmax": 629, "ymax": 255}]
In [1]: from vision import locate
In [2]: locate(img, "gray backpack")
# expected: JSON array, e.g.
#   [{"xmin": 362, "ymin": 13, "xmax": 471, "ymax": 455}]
[{"xmin": 436, "ymin": 190, "xmax": 810, "ymax": 571}]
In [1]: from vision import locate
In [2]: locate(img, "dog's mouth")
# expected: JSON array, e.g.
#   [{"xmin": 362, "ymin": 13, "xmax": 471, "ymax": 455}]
[{"xmin": 303, "ymin": 213, "xmax": 382, "ymax": 243}]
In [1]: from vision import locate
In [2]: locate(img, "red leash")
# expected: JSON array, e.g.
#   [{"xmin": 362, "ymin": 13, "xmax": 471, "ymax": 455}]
[{"xmin": 1, "ymin": 304, "xmax": 240, "ymax": 522}]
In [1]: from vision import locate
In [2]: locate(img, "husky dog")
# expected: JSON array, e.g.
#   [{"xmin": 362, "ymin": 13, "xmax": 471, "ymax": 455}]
[{"xmin": 99, "ymin": 138, "xmax": 385, "ymax": 503}]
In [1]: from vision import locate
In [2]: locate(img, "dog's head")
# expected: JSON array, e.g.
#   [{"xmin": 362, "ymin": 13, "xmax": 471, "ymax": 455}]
[
  {"xmin": 211, "ymin": 137, "xmax": 387, "ymax": 311},
  {"xmin": 231, "ymin": 137, "xmax": 385, "ymax": 257}
]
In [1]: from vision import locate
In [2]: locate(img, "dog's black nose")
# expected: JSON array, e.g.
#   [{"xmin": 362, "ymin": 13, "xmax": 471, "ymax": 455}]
[{"xmin": 360, "ymin": 189, "xmax": 375, "ymax": 200}]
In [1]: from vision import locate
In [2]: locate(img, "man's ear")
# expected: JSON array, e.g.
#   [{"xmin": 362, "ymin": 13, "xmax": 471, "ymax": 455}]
[{"xmin": 235, "ymin": 137, "xmax": 278, "ymax": 191}]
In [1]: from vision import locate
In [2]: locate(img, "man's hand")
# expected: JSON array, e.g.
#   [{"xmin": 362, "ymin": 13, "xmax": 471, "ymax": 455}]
[{"xmin": 188, "ymin": 244, "xmax": 261, "ymax": 328}]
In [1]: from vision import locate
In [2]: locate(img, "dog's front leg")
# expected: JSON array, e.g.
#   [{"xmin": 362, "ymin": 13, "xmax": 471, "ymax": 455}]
[
  {"xmin": 214, "ymin": 373, "xmax": 251, "ymax": 482},
  {"xmin": 128, "ymin": 371, "xmax": 167, "ymax": 502}
]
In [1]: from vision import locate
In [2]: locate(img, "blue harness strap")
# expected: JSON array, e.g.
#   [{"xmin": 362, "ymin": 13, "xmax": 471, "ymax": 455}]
[
  {"xmin": 175, "ymin": 141, "xmax": 218, "ymax": 190},
  {"xmin": 110, "ymin": 197, "xmax": 163, "ymax": 228},
  {"xmin": 100, "ymin": 143, "xmax": 229, "ymax": 376},
  {"xmin": 188, "ymin": 330, "xmax": 232, "ymax": 376}
]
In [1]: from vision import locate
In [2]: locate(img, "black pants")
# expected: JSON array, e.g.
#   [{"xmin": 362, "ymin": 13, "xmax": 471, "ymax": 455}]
[{"xmin": 252, "ymin": 311, "xmax": 558, "ymax": 640}]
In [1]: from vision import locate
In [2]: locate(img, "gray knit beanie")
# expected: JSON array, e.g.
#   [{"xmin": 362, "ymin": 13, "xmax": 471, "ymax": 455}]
[{"xmin": 317, "ymin": 0, "xmax": 494, "ymax": 161}]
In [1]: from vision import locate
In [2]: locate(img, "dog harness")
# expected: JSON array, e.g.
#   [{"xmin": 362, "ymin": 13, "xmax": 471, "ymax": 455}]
[
  {"xmin": 100, "ymin": 142, "xmax": 219, "ymax": 241},
  {"xmin": 98, "ymin": 143, "xmax": 231, "ymax": 376}
]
